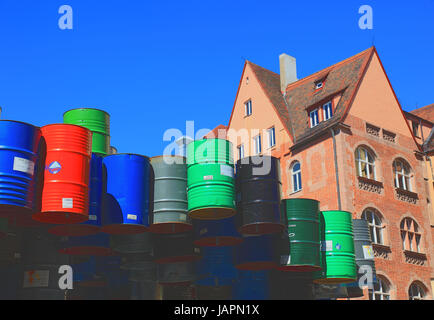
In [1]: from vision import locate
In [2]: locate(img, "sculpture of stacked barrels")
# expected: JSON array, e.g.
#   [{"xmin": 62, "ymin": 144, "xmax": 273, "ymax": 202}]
[{"xmin": 0, "ymin": 112, "xmax": 374, "ymax": 300}]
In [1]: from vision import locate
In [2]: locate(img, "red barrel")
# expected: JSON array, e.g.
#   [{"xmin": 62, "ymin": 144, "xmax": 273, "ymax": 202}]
[{"xmin": 33, "ymin": 124, "xmax": 92, "ymax": 225}]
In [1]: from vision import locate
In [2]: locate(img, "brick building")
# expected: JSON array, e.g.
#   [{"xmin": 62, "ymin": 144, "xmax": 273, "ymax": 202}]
[{"xmin": 208, "ymin": 47, "xmax": 434, "ymax": 300}]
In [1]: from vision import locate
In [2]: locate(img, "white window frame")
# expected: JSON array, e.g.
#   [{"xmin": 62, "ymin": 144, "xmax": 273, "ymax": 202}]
[
  {"xmin": 310, "ymin": 109, "xmax": 319, "ymax": 128},
  {"xmin": 362, "ymin": 209, "xmax": 384, "ymax": 245},
  {"xmin": 267, "ymin": 127, "xmax": 276, "ymax": 148},
  {"xmin": 253, "ymin": 135, "xmax": 261, "ymax": 155},
  {"xmin": 369, "ymin": 278, "xmax": 391, "ymax": 300},
  {"xmin": 409, "ymin": 283, "xmax": 425, "ymax": 300},
  {"xmin": 394, "ymin": 159, "xmax": 412, "ymax": 192},
  {"xmin": 322, "ymin": 101, "xmax": 333, "ymax": 121},
  {"xmin": 400, "ymin": 218, "xmax": 421, "ymax": 253},
  {"xmin": 245, "ymin": 100, "xmax": 252, "ymax": 116},
  {"xmin": 237, "ymin": 144, "xmax": 245, "ymax": 160},
  {"xmin": 291, "ymin": 162, "xmax": 302, "ymax": 193},
  {"xmin": 356, "ymin": 147, "xmax": 376, "ymax": 180}
]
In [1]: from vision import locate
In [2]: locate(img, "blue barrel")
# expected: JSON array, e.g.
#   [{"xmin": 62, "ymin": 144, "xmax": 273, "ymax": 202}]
[
  {"xmin": 0, "ymin": 266, "xmax": 20, "ymax": 299},
  {"xmin": 195, "ymin": 246, "xmax": 237, "ymax": 286},
  {"xmin": 48, "ymin": 153, "xmax": 104, "ymax": 237},
  {"xmin": 233, "ymin": 270, "xmax": 271, "ymax": 300},
  {"xmin": 193, "ymin": 216, "xmax": 243, "ymax": 247},
  {"xmin": 102, "ymin": 154, "xmax": 151, "ymax": 234},
  {"xmin": 71, "ymin": 256, "xmax": 106, "ymax": 287},
  {"xmin": 235, "ymin": 234, "xmax": 279, "ymax": 270},
  {"xmin": 0, "ymin": 120, "xmax": 42, "ymax": 218},
  {"xmin": 59, "ymin": 233, "xmax": 113, "ymax": 256}
]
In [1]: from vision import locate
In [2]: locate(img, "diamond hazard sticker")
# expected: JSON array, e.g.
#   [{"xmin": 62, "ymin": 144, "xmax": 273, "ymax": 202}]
[{"xmin": 48, "ymin": 161, "xmax": 62, "ymax": 174}]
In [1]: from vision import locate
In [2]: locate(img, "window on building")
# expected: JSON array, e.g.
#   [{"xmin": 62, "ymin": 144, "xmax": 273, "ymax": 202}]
[
  {"xmin": 267, "ymin": 127, "xmax": 276, "ymax": 148},
  {"xmin": 237, "ymin": 144, "xmax": 244, "ymax": 161},
  {"xmin": 310, "ymin": 109, "xmax": 319, "ymax": 128},
  {"xmin": 369, "ymin": 277, "xmax": 391, "ymax": 300},
  {"xmin": 291, "ymin": 162, "xmax": 302, "ymax": 193},
  {"xmin": 253, "ymin": 135, "xmax": 261, "ymax": 155},
  {"xmin": 400, "ymin": 217, "xmax": 422, "ymax": 253},
  {"xmin": 393, "ymin": 159, "xmax": 412, "ymax": 192},
  {"xmin": 245, "ymin": 100, "xmax": 252, "ymax": 116},
  {"xmin": 322, "ymin": 102, "xmax": 333, "ymax": 121},
  {"xmin": 361, "ymin": 208, "xmax": 384, "ymax": 245},
  {"xmin": 409, "ymin": 282, "xmax": 426, "ymax": 300},
  {"xmin": 355, "ymin": 147, "xmax": 376, "ymax": 180},
  {"xmin": 315, "ymin": 81, "xmax": 323, "ymax": 90},
  {"xmin": 412, "ymin": 121, "xmax": 420, "ymax": 137}
]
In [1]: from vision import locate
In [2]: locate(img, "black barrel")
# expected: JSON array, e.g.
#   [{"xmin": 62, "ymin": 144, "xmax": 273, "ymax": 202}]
[
  {"xmin": 345, "ymin": 219, "xmax": 377, "ymax": 298},
  {"xmin": 19, "ymin": 229, "xmax": 70, "ymax": 300},
  {"xmin": 153, "ymin": 232, "xmax": 201, "ymax": 264},
  {"xmin": 236, "ymin": 156, "xmax": 284, "ymax": 235},
  {"xmin": 196, "ymin": 285, "xmax": 233, "ymax": 300},
  {"xmin": 270, "ymin": 270, "xmax": 315, "ymax": 300},
  {"xmin": 313, "ymin": 283, "xmax": 348, "ymax": 300}
]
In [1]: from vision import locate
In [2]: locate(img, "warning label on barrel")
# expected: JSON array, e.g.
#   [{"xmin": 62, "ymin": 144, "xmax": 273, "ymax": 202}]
[
  {"xmin": 203, "ymin": 175, "xmax": 214, "ymax": 180},
  {"xmin": 62, "ymin": 198, "xmax": 73, "ymax": 209},
  {"xmin": 13, "ymin": 157, "xmax": 35, "ymax": 175},
  {"xmin": 23, "ymin": 270, "xmax": 50, "ymax": 288},
  {"xmin": 321, "ymin": 240, "xmax": 333, "ymax": 252},
  {"xmin": 199, "ymin": 228, "xmax": 208, "ymax": 235},
  {"xmin": 220, "ymin": 165, "xmax": 234, "ymax": 178},
  {"xmin": 88, "ymin": 215, "xmax": 97, "ymax": 221},
  {"xmin": 363, "ymin": 245, "xmax": 375, "ymax": 260},
  {"xmin": 127, "ymin": 214, "xmax": 137, "ymax": 221}
]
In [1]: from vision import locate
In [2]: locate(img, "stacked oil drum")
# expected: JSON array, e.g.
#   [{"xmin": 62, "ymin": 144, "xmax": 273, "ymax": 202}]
[{"xmin": 0, "ymin": 112, "xmax": 376, "ymax": 300}]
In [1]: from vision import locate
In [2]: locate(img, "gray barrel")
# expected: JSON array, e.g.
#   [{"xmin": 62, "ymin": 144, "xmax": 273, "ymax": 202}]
[
  {"xmin": 345, "ymin": 219, "xmax": 377, "ymax": 298},
  {"xmin": 120, "ymin": 253, "xmax": 154, "ymax": 271},
  {"xmin": 313, "ymin": 283, "xmax": 349, "ymax": 300},
  {"xmin": 110, "ymin": 232, "xmax": 154, "ymax": 255},
  {"xmin": 19, "ymin": 229, "xmax": 69, "ymax": 300},
  {"xmin": 196, "ymin": 285, "xmax": 232, "ymax": 300},
  {"xmin": 162, "ymin": 284, "xmax": 195, "ymax": 300},
  {"xmin": 130, "ymin": 281, "xmax": 158, "ymax": 300},
  {"xmin": 158, "ymin": 261, "xmax": 196, "ymax": 285},
  {"xmin": 270, "ymin": 271, "xmax": 314, "ymax": 300},
  {"xmin": 149, "ymin": 156, "xmax": 191, "ymax": 234},
  {"xmin": 128, "ymin": 264, "xmax": 158, "ymax": 282}
]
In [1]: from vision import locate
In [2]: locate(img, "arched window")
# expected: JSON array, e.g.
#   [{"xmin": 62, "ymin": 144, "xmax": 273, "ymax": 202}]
[
  {"xmin": 291, "ymin": 162, "xmax": 302, "ymax": 193},
  {"xmin": 400, "ymin": 218, "xmax": 422, "ymax": 253},
  {"xmin": 362, "ymin": 208, "xmax": 384, "ymax": 245},
  {"xmin": 393, "ymin": 159, "xmax": 412, "ymax": 191},
  {"xmin": 369, "ymin": 276, "xmax": 391, "ymax": 300},
  {"xmin": 355, "ymin": 147, "xmax": 376, "ymax": 180},
  {"xmin": 409, "ymin": 282, "xmax": 426, "ymax": 300}
]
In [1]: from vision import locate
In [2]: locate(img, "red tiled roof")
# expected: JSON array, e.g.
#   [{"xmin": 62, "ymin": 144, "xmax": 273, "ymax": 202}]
[
  {"xmin": 248, "ymin": 47, "xmax": 375, "ymax": 145},
  {"xmin": 203, "ymin": 124, "xmax": 227, "ymax": 140},
  {"xmin": 410, "ymin": 104, "xmax": 434, "ymax": 123}
]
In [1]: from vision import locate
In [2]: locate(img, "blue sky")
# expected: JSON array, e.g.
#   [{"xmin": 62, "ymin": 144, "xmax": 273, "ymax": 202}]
[{"xmin": 0, "ymin": 0, "xmax": 432, "ymax": 156}]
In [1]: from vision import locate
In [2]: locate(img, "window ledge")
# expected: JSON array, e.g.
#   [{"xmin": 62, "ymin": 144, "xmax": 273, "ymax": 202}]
[
  {"xmin": 358, "ymin": 176, "xmax": 383, "ymax": 187},
  {"xmin": 372, "ymin": 243, "xmax": 391, "ymax": 259},
  {"xmin": 404, "ymin": 250, "xmax": 427, "ymax": 265},
  {"xmin": 395, "ymin": 188, "xmax": 419, "ymax": 199},
  {"xmin": 290, "ymin": 189, "xmax": 302, "ymax": 196}
]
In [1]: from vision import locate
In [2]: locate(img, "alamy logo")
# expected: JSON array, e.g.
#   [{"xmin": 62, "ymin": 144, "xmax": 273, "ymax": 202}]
[
  {"xmin": 58, "ymin": 5, "xmax": 73, "ymax": 30},
  {"xmin": 359, "ymin": 5, "xmax": 373, "ymax": 30}
]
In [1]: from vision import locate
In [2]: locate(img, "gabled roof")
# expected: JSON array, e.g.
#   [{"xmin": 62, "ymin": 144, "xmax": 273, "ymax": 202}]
[
  {"xmin": 246, "ymin": 47, "xmax": 375, "ymax": 145},
  {"xmin": 410, "ymin": 104, "xmax": 434, "ymax": 123},
  {"xmin": 203, "ymin": 124, "xmax": 227, "ymax": 140}
]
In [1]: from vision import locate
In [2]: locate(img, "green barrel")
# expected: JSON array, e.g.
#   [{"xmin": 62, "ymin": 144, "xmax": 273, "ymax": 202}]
[
  {"xmin": 187, "ymin": 139, "xmax": 235, "ymax": 220},
  {"xmin": 63, "ymin": 108, "xmax": 110, "ymax": 155},
  {"xmin": 278, "ymin": 199, "xmax": 321, "ymax": 272},
  {"xmin": 314, "ymin": 211, "xmax": 357, "ymax": 284}
]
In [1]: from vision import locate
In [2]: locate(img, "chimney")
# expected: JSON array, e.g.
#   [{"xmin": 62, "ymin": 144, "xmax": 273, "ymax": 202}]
[{"xmin": 279, "ymin": 54, "xmax": 298, "ymax": 93}]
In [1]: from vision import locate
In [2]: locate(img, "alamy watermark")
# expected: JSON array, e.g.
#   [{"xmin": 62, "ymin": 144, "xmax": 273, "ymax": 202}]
[
  {"xmin": 359, "ymin": 5, "xmax": 373, "ymax": 30},
  {"xmin": 58, "ymin": 5, "xmax": 73, "ymax": 30}
]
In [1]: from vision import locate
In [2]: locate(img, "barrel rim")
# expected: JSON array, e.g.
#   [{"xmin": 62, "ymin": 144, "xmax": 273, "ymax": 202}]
[
  {"xmin": 0, "ymin": 119, "xmax": 40, "ymax": 129},
  {"xmin": 321, "ymin": 210, "xmax": 353, "ymax": 215},
  {"xmin": 40, "ymin": 123, "xmax": 93, "ymax": 133},
  {"xmin": 63, "ymin": 108, "xmax": 110, "ymax": 117},
  {"xmin": 236, "ymin": 155, "xmax": 279, "ymax": 164},
  {"xmin": 103, "ymin": 153, "xmax": 150, "ymax": 160},
  {"xmin": 281, "ymin": 198, "xmax": 320, "ymax": 203},
  {"xmin": 150, "ymin": 155, "xmax": 187, "ymax": 161}
]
